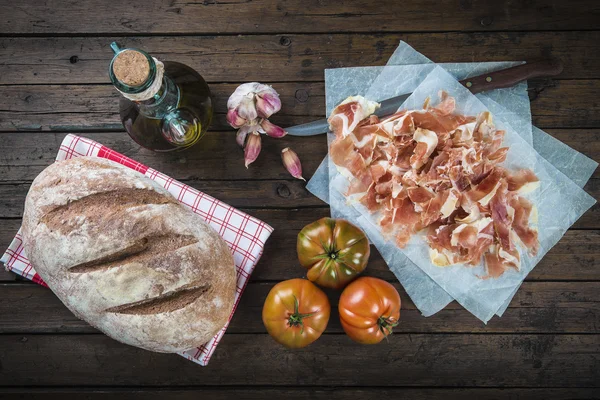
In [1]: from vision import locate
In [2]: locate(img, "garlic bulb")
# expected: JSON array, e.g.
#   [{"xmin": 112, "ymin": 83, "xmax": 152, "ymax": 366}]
[
  {"xmin": 227, "ymin": 82, "xmax": 287, "ymax": 167},
  {"xmin": 227, "ymin": 82, "xmax": 282, "ymax": 124}
]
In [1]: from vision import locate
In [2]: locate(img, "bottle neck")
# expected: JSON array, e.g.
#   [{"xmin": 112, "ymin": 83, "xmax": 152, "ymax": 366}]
[
  {"xmin": 109, "ymin": 42, "xmax": 180, "ymax": 119},
  {"xmin": 109, "ymin": 43, "xmax": 158, "ymax": 98},
  {"xmin": 134, "ymin": 73, "xmax": 180, "ymax": 119}
]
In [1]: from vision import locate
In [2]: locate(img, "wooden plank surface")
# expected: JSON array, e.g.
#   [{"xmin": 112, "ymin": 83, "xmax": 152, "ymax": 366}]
[
  {"xmin": 1, "ymin": 0, "xmax": 598, "ymax": 34},
  {"xmin": 1, "ymin": 80, "xmax": 599, "ymax": 132},
  {"xmin": 1, "ymin": 388, "xmax": 599, "ymax": 400},
  {"xmin": 1, "ymin": 32, "xmax": 599, "ymax": 84},
  {"xmin": 0, "ymin": 180, "xmax": 596, "ymax": 228},
  {"xmin": 0, "ymin": 181, "xmax": 327, "ymax": 212},
  {"xmin": 1, "ymin": 130, "xmax": 598, "ymax": 182},
  {"xmin": 0, "ymin": 176, "xmax": 595, "ymax": 216},
  {"xmin": 0, "ymin": 129, "xmax": 596, "ymax": 240},
  {"xmin": 1, "ymin": 281, "xmax": 598, "ymax": 334},
  {"xmin": 0, "ymin": 268, "xmax": 16, "ymax": 281},
  {"xmin": 0, "ymin": 0, "xmax": 599, "ymax": 395},
  {"xmin": 1, "ymin": 217, "xmax": 598, "ymax": 283},
  {"xmin": 0, "ymin": 333, "xmax": 597, "ymax": 387},
  {"xmin": 0, "ymin": 131, "xmax": 329, "ymax": 182}
]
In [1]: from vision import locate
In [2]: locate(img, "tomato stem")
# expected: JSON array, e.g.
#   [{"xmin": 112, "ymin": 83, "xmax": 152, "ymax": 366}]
[
  {"xmin": 378, "ymin": 315, "xmax": 399, "ymax": 340},
  {"xmin": 312, "ymin": 250, "xmax": 340, "ymax": 261},
  {"xmin": 288, "ymin": 296, "xmax": 315, "ymax": 334}
]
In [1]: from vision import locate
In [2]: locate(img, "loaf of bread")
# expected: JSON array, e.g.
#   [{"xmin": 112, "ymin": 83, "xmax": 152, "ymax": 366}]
[{"xmin": 21, "ymin": 157, "xmax": 237, "ymax": 353}]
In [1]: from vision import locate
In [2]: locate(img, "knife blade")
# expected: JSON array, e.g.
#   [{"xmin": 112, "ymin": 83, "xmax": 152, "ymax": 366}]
[
  {"xmin": 285, "ymin": 58, "xmax": 563, "ymax": 137},
  {"xmin": 285, "ymin": 93, "xmax": 410, "ymax": 137}
]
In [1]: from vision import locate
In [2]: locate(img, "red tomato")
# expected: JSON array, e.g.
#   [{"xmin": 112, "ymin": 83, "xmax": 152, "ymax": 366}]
[
  {"xmin": 297, "ymin": 218, "xmax": 370, "ymax": 289},
  {"xmin": 262, "ymin": 278, "xmax": 330, "ymax": 348},
  {"xmin": 338, "ymin": 277, "xmax": 401, "ymax": 344}
]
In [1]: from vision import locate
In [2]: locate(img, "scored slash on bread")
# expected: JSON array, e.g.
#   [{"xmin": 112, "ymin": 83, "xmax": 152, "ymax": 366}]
[
  {"xmin": 21, "ymin": 156, "xmax": 237, "ymax": 353},
  {"xmin": 40, "ymin": 188, "xmax": 178, "ymax": 231},
  {"xmin": 104, "ymin": 282, "xmax": 210, "ymax": 315},
  {"xmin": 68, "ymin": 234, "xmax": 199, "ymax": 273}
]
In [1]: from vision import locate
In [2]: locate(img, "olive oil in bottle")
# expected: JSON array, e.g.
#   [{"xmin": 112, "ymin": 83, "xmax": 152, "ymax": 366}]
[{"xmin": 109, "ymin": 42, "xmax": 213, "ymax": 152}]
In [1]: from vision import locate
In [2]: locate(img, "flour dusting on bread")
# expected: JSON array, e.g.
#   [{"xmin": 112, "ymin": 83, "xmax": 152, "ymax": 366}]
[{"xmin": 21, "ymin": 157, "xmax": 237, "ymax": 353}]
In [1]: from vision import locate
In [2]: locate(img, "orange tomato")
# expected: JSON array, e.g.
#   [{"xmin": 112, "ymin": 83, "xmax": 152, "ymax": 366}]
[
  {"xmin": 297, "ymin": 218, "xmax": 370, "ymax": 289},
  {"xmin": 262, "ymin": 278, "xmax": 330, "ymax": 348},
  {"xmin": 338, "ymin": 277, "xmax": 401, "ymax": 344}
]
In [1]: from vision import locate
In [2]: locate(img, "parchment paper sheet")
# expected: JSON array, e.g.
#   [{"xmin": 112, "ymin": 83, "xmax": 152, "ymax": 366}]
[
  {"xmin": 306, "ymin": 42, "xmax": 598, "ymax": 321},
  {"xmin": 328, "ymin": 65, "xmax": 597, "ymax": 322}
]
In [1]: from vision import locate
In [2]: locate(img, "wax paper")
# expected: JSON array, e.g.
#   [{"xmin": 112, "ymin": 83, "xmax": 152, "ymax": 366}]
[
  {"xmin": 309, "ymin": 56, "xmax": 535, "ymax": 317},
  {"xmin": 327, "ymin": 65, "xmax": 597, "ymax": 323},
  {"xmin": 365, "ymin": 66, "xmax": 532, "ymax": 145},
  {"xmin": 380, "ymin": 41, "xmax": 534, "ymax": 145},
  {"xmin": 306, "ymin": 41, "xmax": 598, "ymax": 321}
]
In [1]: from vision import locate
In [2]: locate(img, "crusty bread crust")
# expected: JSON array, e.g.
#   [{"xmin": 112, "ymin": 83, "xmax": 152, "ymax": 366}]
[{"xmin": 21, "ymin": 157, "xmax": 237, "ymax": 353}]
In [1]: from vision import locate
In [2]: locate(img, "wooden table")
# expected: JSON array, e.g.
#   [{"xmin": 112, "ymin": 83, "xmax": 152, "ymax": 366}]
[{"xmin": 0, "ymin": 1, "xmax": 599, "ymax": 398}]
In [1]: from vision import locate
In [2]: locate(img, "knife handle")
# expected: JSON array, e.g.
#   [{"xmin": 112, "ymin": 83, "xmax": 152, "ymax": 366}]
[{"xmin": 459, "ymin": 59, "xmax": 563, "ymax": 94}]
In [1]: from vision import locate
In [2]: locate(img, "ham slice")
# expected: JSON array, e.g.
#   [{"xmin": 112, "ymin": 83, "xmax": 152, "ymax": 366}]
[
  {"xmin": 328, "ymin": 96, "xmax": 380, "ymax": 139},
  {"xmin": 489, "ymin": 183, "xmax": 513, "ymax": 251},
  {"xmin": 328, "ymin": 94, "xmax": 539, "ymax": 279},
  {"xmin": 407, "ymin": 186, "xmax": 435, "ymax": 203},
  {"xmin": 506, "ymin": 169, "xmax": 540, "ymax": 193},
  {"xmin": 410, "ymin": 128, "xmax": 438, "ymax": 169},
  {"xmin": 510, "ymin": 195, "xmax": 539, "ymax": 255},
  {"xmin": 484, "ymin": 245, "xmax": 521, "ymax": 278}
]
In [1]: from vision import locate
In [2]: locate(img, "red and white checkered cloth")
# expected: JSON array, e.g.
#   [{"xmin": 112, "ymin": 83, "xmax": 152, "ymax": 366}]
[{"xmin": 1, "ymin": 134, "xmax": 273, "ymax": 366}]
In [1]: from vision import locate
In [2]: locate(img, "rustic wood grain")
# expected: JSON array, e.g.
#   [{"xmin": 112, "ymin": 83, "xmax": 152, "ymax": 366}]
[
  {"xmin": 0, "ymin": 180, "xmax": 596, "ymax": 228},
  {"xmin": 2, "ymin": 0, "xmax": 598, "ymax": 34},
  {"xmin": 0, "ymin": 131, "xmax": 329, "ymax": 182},
  {"xmin": 1, "ymin": 32, "xmax": 599, "ymax": 84},
  {"xmin": 0, "ymin": 83, "xmax": 322, "ymax": 131},
  {"xmin": 0, "ymin": 0, "xmax": 598, "ymax": 394},
  {"xmin": 2, "ymin": 216, "xmax": 598, "ymax": 283},
  {"xmin": 0, "ymin": 130, "xmax": 597, "ymax": 183},
  {"xmin": 1, "ymin": 388, "xmax": 599, "ymax": 400},
  {"xmin": 0, "ymin": 333, "xmax": 597, "ymax": 386},
  {"xmin": 1, "ymin": 80, "xmax": 599, "ymax": 132},
  {"xmin": 0, "ymin": 181, "xmax": 325, "ymax": 214},
  {"xmin": 1, "ymin": 281, "xmax": 598, "ymax": 334},
  {"xmin": 0, "ymin": 269, "xmax": 16, "ymax": 281}
]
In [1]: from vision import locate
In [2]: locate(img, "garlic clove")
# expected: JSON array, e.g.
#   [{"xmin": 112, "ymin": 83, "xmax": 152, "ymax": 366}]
[
  {"xmin": 236, "ymin": 125, "xmax": 253, "ymax": 148},
  {"xmin": 281, "ymin": 147, "xmax": 305, "ymax": 181},
  {"xmin": 237, "ymin": 96, "xmax": 258, "ymax": 121},
  {"xmin": 227, "ymin": 108, "xmax": 246, "ymax": 129},
  {"xmin": 260, "ymin": 119, "xmax": 287, "ymax": 138},
  {"xmin": 256, "ymin": 89, "xmax": 281, "ymax": 118},
  {"xmin": 227, "ymin": 82, "xmax": 260, "ymax": 109},
  {"xmin": 244, "ymin": 132, "xmax": 262, "ymax": 168}
]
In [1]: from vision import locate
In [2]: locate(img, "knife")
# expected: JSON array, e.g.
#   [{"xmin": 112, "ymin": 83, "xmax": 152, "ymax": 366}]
[{"xmin": 285, "ymin": 59, "xmax": 563, "ymax": 136}]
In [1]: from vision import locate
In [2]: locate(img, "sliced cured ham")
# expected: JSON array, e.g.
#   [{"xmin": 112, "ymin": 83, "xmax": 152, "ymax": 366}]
[
  {"xmin": 484, "ymin": 245, "xmax": 521, "ymax": 278},
  {"xmin": 407, "ymin": 186, "xmax": 435, "ymax": 203},
  {"xmin": 505, "ymin": 169, "xmax": 540, "ymax": 193},
  {"xmin": 328, "ymin": 94, "xmax": 539, "ymax": 278},
  {"xmin": 489, "ymin": 183, "xmax": 513, "ymax": 251},
  {"xmin": 410, "ymin": 128, "xmax": 438, "ymax": 169},
  {"xmin": 509, "ymin": 195, "xmax": 539, "ymax": 255},
  {"xmin": 468, "ymin": 168, "xmax": 504, "ymax": 205},
  {"xmin": 328, "ymin": 96, "xmax": 379, "ymax": 139}
]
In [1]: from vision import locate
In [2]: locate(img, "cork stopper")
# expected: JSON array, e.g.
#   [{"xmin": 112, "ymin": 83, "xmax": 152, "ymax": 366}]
[{"xmin": 112, "ymin": 50, "xmax": 150, "ymax": 86}]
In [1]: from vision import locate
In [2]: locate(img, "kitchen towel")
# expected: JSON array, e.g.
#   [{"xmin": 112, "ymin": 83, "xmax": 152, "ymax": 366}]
[{"xmin": 1, "ymin": 134, "xmax": 274, "ymax": 366}]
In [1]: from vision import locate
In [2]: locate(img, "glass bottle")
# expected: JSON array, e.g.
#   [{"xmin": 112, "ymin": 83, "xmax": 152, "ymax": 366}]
[{"xmin": 108, "ymin": 42, "xmax": 213, "ymax": 152}]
